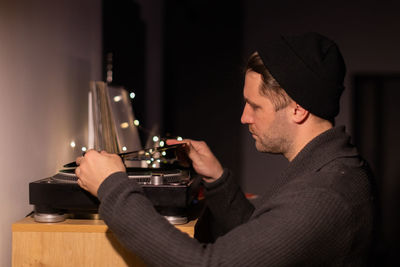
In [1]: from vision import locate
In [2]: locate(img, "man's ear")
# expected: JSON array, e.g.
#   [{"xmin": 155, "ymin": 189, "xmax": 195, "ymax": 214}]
[{"xmin": 290, "ymin": 103, "xmax": 309, "ymax": 124}]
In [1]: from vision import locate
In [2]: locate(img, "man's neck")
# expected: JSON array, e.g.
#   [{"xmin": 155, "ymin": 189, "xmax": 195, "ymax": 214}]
[{"xmin": 285, "ymin": 117, "xmax": 333, "ymax": 161}]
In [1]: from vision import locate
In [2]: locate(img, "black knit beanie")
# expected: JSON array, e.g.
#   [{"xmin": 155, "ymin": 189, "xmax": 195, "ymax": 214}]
[{"xmin": 257, "ymin": 32, "xmax": 346, "ymax": 120}]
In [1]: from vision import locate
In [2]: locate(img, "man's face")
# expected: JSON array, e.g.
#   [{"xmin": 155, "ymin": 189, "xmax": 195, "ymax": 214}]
[{"xmin": 241, "ymin": 71, "xmax": 292, "ymax": 154}]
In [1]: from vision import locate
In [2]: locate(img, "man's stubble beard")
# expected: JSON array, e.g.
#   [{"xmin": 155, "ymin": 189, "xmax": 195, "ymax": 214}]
[
  {"xmin": 255, "ymin": 135, "xmax": 288, "ymax": 154},
  {"xmin": 254, "ymin": 112, "xmax": 292, "ymax": 155}
]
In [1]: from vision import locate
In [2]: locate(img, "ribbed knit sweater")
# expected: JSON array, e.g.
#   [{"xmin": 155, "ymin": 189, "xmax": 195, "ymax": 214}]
[{"xmin": 98, "ymin": 126, "xmax": 374, "ymax": 266}]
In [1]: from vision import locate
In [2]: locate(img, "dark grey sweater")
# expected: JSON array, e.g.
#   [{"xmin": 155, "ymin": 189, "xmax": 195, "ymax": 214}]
[{"xmin": 98, "ymin": 126, "xmax": 374, "ymax": 266}]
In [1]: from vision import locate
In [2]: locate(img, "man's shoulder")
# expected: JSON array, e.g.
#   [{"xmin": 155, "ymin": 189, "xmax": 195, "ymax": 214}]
[
  {"xmin": 320, "ymin": 156, "xmax": 372, "ymax": 190},
  {"xmin": 283, "ymin": 157, "xmax": 373, "ymax": 207}
]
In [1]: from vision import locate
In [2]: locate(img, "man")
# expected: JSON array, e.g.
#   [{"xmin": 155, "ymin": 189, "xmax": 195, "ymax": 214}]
[{"xmin": 76, "ymin": 32, "xmax": 374, "ymax": 266}]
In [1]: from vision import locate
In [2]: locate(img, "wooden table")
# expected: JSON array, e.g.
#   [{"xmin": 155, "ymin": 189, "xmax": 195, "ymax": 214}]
[{"xmin": 12, "ymin": 216, "xmax": 196, "ymax": 267}]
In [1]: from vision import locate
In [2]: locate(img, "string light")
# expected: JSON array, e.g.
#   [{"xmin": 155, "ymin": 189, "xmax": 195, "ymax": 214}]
[
  {"xmin": 177, "ymin": 136, "xmax": 183, "ymax": 141},
  {"xmin": 106, "ymin": 70, "xmax": 113, "ymax": 83},
  {"xmin": 70, "ymin": 141, "xmax": 76, "ymax": 148},
  {"xmin": 159, "ymin": 140, "xmax": 165, "ymax": 147},
  {"xmin": 134, "ymin": 120, "xmax": 139, "ymax": 126},
  {"xmin": 113, "ymin": 95, "xmax": 122, "ymax": 102},
  {"xmin": 130, "ymin": 92, "xmax": 136, "ymax": 99},
  {"xmin": 122, "ymin": 146, "xmax": 127, "ymax": 151},
  {"xmin": 120, "ymin": 122, "xmax": 129, "ymax": 129},
  {"xmin": 81, "ymin": 147, "xmax": 87, "ymax": 152},
  {"xmin": 153, "ymin": 136, "xmax": 159, "ymax": 142}
]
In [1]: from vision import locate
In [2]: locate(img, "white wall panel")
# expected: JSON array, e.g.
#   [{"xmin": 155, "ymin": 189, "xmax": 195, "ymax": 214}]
[{"xmin": 0, "ymin": 1, "xmax": 102, "ymax": 265}]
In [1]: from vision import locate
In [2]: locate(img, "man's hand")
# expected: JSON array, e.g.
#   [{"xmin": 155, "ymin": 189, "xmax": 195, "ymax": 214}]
[
  {"xmin": 167, "ymin": 139, "xmax": 223, "ymax": 183},
  {"xmin": 75, "ymin": 150, "xmax": 126, "ymax": 196}
]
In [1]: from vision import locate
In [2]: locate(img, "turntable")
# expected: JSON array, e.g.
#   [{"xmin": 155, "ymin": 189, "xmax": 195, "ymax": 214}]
[
  {"xmin": 29, "ymin": 82, "xmax": 202, "ymax": 224},
  {"xmin": 29, "ymin": 165, "xmax": 201, "ymax": 225}
]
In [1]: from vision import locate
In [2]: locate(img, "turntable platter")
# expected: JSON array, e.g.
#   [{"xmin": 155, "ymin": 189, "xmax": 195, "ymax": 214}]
[{"xmin": 53, "ymin": 167, "xmax": 189, "ymax": 184}]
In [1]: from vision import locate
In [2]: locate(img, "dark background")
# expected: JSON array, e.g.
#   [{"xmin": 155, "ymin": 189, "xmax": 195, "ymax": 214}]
[
  {"xmin": 103, "ymin": 0, "xmax": 244, "ymax": 169},
  {"xmin": 102, "ymin": 0, "xmax": 400, "ymax": 265}
]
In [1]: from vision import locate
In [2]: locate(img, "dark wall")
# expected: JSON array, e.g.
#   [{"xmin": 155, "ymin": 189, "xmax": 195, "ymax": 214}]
[
  {"xmin": 102, "ymin": 0, "xmax": 147, "ymax": 143},
  {"xmin": 354, "ymin": 75, "xmax": 400, "ymax": 266},
  {"xmin": 163, "ymin": 0, "xmax": 244, "ymax": 178}
]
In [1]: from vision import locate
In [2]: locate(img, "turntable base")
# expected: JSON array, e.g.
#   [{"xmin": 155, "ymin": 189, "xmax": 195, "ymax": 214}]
[
  {"xmin": 29, "ymin": 167, "xmax": 200, "ymax": 224},
  {"xmin": 32, "ymin": 212, "xmax": 188, "ymax": 224}
]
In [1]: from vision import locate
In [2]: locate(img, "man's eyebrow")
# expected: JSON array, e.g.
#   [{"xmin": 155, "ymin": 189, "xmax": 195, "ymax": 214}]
[{"xmin": 243, "ymin": 97, "xmax": 258, "ymax": 107}]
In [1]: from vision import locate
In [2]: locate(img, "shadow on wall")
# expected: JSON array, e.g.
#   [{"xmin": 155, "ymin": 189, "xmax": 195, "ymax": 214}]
[{"xmin": 353, "ymin": 73, "xmax": 400, "ymax": 266}]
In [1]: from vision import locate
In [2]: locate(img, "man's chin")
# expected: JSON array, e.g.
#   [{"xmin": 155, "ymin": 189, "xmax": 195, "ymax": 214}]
[
  {"xmin": 254, "ymin": 142, "xmax": 281, "ymax": 154},
  {"xmin": 254, "ymin": 141, "xmax": 266, "ymax": 152}
]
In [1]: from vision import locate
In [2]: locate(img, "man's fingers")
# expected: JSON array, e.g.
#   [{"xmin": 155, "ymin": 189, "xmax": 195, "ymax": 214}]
[
  {"xmin": 187, "ymin": 142, "xmax": 202, "ymax": 161},
  {"xmin": 167, "ymin": 139, "xmax": 207, "ymax": 162},
  {"xmin": 77, "ymin": 178, "xmax": 87, "ymax": 190},
  {"xmin": 76, "ymin": 149, "xmax": 98, "ymax": 166},
  {"xmin": 166, "ymin": 138, "xmax": 192, "ymax": 146},
  {"xmin": 75, "ymin": 156, "xmax": 84, "ymax": 166},
  {"xmin": 100, "ymin": 150, "xmax": 111, "ymax": 156},
  {"xmin": 187, "ymin": 140, "xmax": 208, "ymax": 152},
  {"xmin": 166, "ymin": 139, "xmax": 182, "ymax": 145},
  {"xmin": 75, "ymin": 166, "xmax": 81, "ymax": 177}
]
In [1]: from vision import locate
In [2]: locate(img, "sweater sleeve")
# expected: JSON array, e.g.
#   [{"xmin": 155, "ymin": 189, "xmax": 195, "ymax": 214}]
[
  {"xmin": 97, "ymin": 171, "xmax": 355, "ymax": 267},
  {"xmin": 195, "ymin": 169, "xmax": 255, "ymax": 242}
]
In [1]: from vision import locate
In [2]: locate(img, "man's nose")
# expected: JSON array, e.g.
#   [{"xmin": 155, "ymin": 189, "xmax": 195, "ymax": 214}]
[{"xmin": 241, "ymin": 104, "xmax": 252, "ymax": 124}]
